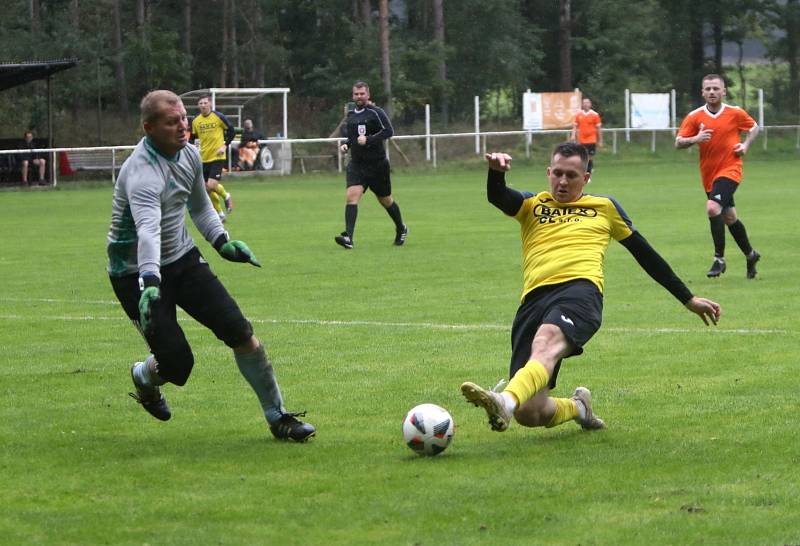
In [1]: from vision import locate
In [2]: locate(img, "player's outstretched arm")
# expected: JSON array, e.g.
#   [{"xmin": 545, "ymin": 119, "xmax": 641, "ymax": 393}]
[
  {"xmin": 485, "ymin": 153, "xmax": 523, "ymax": 216},
  {"xmin": 685, "ymin": 296, "xmax": 721, "ymax": 326}
]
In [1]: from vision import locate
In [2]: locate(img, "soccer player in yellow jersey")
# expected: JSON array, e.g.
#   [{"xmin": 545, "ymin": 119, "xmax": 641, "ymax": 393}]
[
  {"xmin": 461, "ymin": 142, "xmax": 721, "ymax": 433},
  {"xmin": 191, "ymin": 95, "xmax": 235, "ymax": 221}
]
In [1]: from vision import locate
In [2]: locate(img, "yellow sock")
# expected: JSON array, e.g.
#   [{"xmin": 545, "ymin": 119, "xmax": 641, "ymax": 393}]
[
  {"xmin": 504, "ymin": 359, "xmax": 549, "ymax": 406},
  {"xmin": 208, "ymin": 191, "xmax": 223, "ymax": 212},
  {"xmin": 546, "ymin": 397, "xmax": 579, "ymax": 428},
  {"xmin": 214, "ymin": 182, "xmax": 228, "ymax": 200}
]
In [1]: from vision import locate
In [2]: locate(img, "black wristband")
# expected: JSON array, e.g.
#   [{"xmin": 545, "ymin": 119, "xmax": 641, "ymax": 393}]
[
  {"xmin": 139, "ymin": 273, "xmax": 160, "ymax": 290},
  {"xmin": 213, "ymin": 232, "xmax": 230, "ymax": 251}
]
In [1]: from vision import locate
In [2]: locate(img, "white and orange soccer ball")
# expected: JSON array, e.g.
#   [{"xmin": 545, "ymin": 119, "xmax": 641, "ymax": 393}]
[{"xmin": 402, "ymin": 403, "xmax": 455, "ymax": 456}]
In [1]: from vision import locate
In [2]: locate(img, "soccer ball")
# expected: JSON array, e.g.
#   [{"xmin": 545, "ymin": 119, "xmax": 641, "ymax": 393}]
[{"xmin": 402, "ymin": 403, "xmax": 455, "ymax": 456}]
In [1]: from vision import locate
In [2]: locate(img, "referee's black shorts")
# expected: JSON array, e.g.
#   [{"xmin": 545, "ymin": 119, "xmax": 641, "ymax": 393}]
[
  {"xmin": 346, "ymin": 159, "xmax": 392, "ymax": 197},
  {"xmin": 509, "ymin": 279, "xmax": 603, "ymax": 390},
  {"xmin": 109, "ymin": 247, "xmax": 253, "ymax": 383}
]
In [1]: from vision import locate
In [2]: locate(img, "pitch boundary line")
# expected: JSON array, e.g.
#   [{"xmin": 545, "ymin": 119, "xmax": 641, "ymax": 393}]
[{"xmin": 0, "ymin": 313, "xmax": 789, "ymax": 335}]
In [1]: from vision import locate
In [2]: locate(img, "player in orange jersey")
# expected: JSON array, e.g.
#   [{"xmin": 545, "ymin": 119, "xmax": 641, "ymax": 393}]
[
  {"xmin": 676, "ymin": 74, "xmax": 761, "ymax": 279},
  {"xmin": 571, "ymin": 98, "xmax": 603, "ymax": 174}
]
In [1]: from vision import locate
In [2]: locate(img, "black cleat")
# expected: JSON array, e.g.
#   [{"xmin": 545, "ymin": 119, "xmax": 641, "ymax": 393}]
[
  {"xmin": 746, "ymin": 250, "xmax": 761, "ymax": 279},
  {"xmin": 129, "ymin": 363, "xmax": 171, "ymax": 421},
  {"xmin": 335, "ymin": 232, "xmax": 353, "ymax": 249},
  {"xmin": 707, "ymin": 257, "xmax": 726, "ymax": 278},
  {"xmin": 270, "ymin": 411, "xmax": 316, "ymax": 442},
  {"xmin": 394, "ymin": 224, "xmax": 408, "ymax": 246}
]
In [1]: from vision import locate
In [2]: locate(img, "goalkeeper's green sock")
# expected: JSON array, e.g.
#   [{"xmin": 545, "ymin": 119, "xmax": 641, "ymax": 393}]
[{"xmin": 234, "ymin": 345, "xmax": 286, "ymax": 424}]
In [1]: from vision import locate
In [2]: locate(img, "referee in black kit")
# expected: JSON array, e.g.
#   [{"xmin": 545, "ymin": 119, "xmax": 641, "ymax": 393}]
[{"xmin": 335, "ymin": 81, "xmax": 408, "ymax": 249}]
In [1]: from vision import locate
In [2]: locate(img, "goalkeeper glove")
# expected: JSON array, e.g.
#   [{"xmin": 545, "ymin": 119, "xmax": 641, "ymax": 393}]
[
  {"xmin": 214, "ymin": 233, "xmax": 262, "ymax": 267},
  {"xmin": 138, "ymin": 274, "xmax": 161, "ymax": 334}
]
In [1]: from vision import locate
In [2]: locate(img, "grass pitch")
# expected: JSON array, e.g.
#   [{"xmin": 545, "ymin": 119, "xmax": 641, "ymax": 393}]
[{"xmin": 1, "ymin": 151, "xmax": 798, "ymax": 545}]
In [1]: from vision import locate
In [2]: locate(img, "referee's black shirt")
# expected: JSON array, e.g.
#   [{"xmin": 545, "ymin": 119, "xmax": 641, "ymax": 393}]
[{"xmin": 341, "ymin": 105, "xmax": 394, "ymax": 164}]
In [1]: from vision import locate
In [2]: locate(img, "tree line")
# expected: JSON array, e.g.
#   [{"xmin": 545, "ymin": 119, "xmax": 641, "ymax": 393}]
[{"xmin": 2, "ymin": 0, "xmax": 799, "ymax": 144}]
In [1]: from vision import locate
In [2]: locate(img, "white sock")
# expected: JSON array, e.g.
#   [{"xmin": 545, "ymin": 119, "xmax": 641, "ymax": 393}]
[
  {"xmin": 500, "ymin": 392, "xmax": 518, "ymax": 413},
  {"xmin": 575, "ymin": 398, "xmax": 587, "ymax": 420}
]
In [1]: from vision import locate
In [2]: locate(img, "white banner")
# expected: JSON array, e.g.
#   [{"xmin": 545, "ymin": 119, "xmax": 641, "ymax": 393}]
[
  {"xmin": 630, "ymin": 93, "xmax": 670, "ymax": 129},
  {"xmin": 523, "ymin": 91, "xmax": 542, "ymax": 130}
]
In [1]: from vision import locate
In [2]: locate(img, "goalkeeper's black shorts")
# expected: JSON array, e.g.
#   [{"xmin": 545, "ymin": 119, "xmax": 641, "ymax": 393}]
[{"xmin": 109, "ymin": 247, "xmax": 253, "ymax": 353}]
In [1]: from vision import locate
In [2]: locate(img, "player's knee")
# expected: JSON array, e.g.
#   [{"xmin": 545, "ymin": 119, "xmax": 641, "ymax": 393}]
[
  {"xmin": 218, "ymin": 318, "xmax": 254, "ymax": 350},
  {"xmin": 154, "ymin": 342, "xmax": 194, "ymax": 386},
  {"xmin": 706, "ymin": 201, "xmax": 722, "ymax": 217},
  {"xmin": 722, "ymin": 209, "xmax": 737, "ymax": 224},
  {"xmin": 531, "ymin": 325, "xmax": 570, "ymax": 367}
]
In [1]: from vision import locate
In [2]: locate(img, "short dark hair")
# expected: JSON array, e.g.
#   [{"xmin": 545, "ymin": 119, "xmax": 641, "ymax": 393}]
[
  {"xmin": 23, "ymin": 130, "xmax": 33, "ymax": 138},
  {"xmin": 702, "ymin": 73, "xmax": 726, "ymax": 86},
  {"xmin": 353, "ymin": 81, "xmax": 369, "ymax": 90},
  {"xmin": 552, "ymin": 141, "xmax": 589, "ymax": 170}
]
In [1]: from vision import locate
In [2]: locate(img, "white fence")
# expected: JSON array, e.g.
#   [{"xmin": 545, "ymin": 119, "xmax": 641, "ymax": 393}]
[{"xmin": 2, "ymin": 125, "xmax": 800, "ymax": 186}]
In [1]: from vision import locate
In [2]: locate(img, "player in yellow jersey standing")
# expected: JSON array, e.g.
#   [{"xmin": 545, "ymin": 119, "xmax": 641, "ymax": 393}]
[
  {"xmin": 571, "ymin": 98, "xmax": 603, "ymax": 174},
  {"xmin": 676, "ymin": 74, "xmax": 761, "ymax": 279},
  {"xmin": 460, "ymin": 142, "xmax": 720, "ymax": 433},
  {"xmin": 191, "ymin": 95, "xmax": 235, "ymax": 222}
]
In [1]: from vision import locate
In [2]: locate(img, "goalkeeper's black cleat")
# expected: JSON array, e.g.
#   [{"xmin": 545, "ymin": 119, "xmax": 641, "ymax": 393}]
[
  {"xmin": 746, "ymin": 250, "xmax": 761, "ymax": 279},
  {"xmin": 707, "ymin": 257, "xmax": 726, "ymax": 278},
  {"xmin": 394, "ymin": 224, "xmax": 408, "ymax": 246},
  {"xmin": 334, "ymin": 232, "xmax": 353, "ymax": 249},
  {"xmin": 129, "ymin": 363, "xmax": 171, "ymax": 421},
  {"xmin": 270, "ymin": 411, "xmax": 316, "ymax": 442}
]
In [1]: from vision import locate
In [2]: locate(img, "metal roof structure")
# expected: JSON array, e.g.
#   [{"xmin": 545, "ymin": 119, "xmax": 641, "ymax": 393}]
[
  {"xmin": 0, "ymin": 58, "xmax": 78, "ymax": 91},
  {"xmin": 0, "ymin": 58, "xmax": 79, "ymax": 149},
  {"xmin": 180, "ymin": 87, "xmax": 290, "ymax": 137}
]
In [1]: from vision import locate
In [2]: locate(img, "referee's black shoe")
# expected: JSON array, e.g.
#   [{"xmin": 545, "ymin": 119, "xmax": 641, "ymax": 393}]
[
  {"xmin": 707, "ymin": 257, "xmax": 726, "ymax": 278},
  {"xmin": 746, "ymin": 250, "xmax": 761, "ymax": 279},
  {"xmin": 394, "ymin": 224, "xmax": 408, "ymax": 246},
  {"xmin": 129, "ymin": 362, "xmax": 171, "ymax": 421},
  {"xmin": 335, "ymin": 232, "xmax": 353, "ymax": 249},
  {"xmin": 270, "ymin": 411, "xmax": 316, "ymax": 442}
]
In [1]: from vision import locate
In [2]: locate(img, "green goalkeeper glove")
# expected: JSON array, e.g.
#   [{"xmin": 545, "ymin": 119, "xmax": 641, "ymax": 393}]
[
  {"xmin": 214, "ymin": 234, "xmax": 261, "ymax": 267},
  {"xmin": 138, "ymin": 274, "xmax": 161, "ymax": 334}
]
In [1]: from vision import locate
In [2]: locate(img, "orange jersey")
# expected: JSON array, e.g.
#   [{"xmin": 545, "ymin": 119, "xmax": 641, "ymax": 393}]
[
  {"xmin": 678, "ymin": 103, "xmax": 757, "ymax": 192},
  {"xmin": 574, "ymin": 110, "xmax": 602, "ymax": 144}
]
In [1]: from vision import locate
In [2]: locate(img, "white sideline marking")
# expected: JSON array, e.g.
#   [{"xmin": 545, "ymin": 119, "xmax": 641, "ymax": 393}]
[{"xmin": 0, "ymin": 313, "xmax": 788, "ymax": 335}]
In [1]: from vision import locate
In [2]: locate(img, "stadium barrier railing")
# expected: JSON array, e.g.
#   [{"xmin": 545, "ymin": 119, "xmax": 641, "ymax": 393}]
[{"xmin": 2, "ymin": 125, "xmax": 799, "ymax": 186}]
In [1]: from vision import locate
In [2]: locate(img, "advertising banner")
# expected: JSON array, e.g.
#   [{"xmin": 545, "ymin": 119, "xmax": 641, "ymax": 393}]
[
  {"xmin": 630, "ymin": 93, "xmax": 671, "ymax": 129},
  {"xmin": 523, "ymin": 91, "xmax": 581, "ymax": 130}
]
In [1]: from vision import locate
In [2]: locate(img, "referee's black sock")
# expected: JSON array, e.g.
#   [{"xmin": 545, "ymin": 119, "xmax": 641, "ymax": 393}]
[
  {"xmin": 385, "ymin": 202, "xmax": 404, "ymax": 230},
  {"xmin": 345, "ymin": 204, "xmax": 358, "ymax": 238},
  {"xmin": 709, "ymin": 214, "xmax": 726, "ymax": 258},
  {"xmin": 728, "ymin": 219, "xmax": 753, "ymax": 256}
]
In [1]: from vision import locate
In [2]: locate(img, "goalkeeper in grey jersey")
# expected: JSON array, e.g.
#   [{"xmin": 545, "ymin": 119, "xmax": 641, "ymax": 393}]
[{"xmin": 106, "ymin": 90, "xmax": 314, "ymax": 442}]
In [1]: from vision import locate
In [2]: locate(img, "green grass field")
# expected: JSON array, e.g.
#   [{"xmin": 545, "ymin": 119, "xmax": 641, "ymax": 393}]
[{"xmin": 2, "ymin": 151, "xmax": 799, "ymax": 545}]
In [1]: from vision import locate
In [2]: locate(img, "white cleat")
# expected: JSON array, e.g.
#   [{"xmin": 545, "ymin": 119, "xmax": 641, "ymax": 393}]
[
  {"xmin": 571, "ymin": 387, "xmax": 605, "ymax": 430},
  {"xmin": 461, "ymin": 381, "xmax": 512, "ymax": 432}
]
